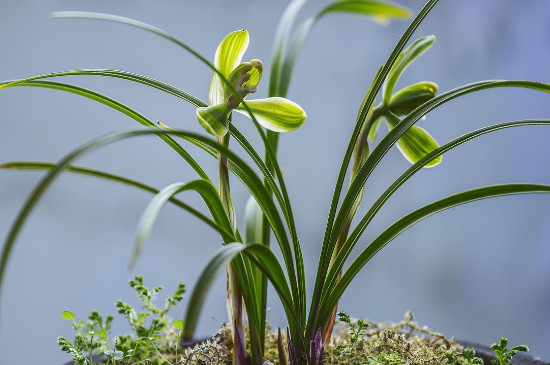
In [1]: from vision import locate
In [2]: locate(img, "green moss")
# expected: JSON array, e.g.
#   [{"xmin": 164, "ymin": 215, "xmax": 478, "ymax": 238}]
[
  {"xmin": 320, "ymin": 312, "xmax": 472, "ymax": 365},
  {"xmin": 179, "ymin": 312, "xmax": 478, "ymax": 365}
]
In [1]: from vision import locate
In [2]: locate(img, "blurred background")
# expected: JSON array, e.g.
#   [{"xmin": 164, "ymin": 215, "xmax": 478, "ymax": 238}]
[{"xmin": 1, "ymin": 0, "xmax": 549, "ymax": 363}]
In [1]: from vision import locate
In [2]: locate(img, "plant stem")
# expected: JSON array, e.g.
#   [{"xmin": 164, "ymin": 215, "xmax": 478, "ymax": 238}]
[{"xmin": 217, "ymin": 129, "xmax": 246, "ymax": 365}]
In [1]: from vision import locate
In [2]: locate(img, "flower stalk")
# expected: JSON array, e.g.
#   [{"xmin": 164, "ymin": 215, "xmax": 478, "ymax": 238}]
[{"xmin": 217, "ymin": 129, "xmax": 246, "ymax": 365}]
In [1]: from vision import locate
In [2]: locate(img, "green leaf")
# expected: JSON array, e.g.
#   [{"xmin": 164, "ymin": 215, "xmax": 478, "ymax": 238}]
[
  {"xmin": 132, "ymin": 180, "xmax": 234, "ymax": 268},
  {"xmin": 183, "ymin": 244, "xmax": 245, "ymax": 340},
  {"xmin": 329, "ymin": 81, "xmax": 550, "ymax": 280},
  {"xmin": 0, "ymin": 69, "xmax": 206, "ymax": 107},
  {"xmin": 0, "ymin": 129, "xmax": 300, "ymax": 330},
  {"xmin": 245, "ymin": 196, "xmax": 264, "ymax": 245},
  {"xmin": 383, "ymin": 35, "xmax": 436, "ymax": 103},
  {"xmin": 385, "ymin": 111, "xmax": 441, "ymax": 167},
  {"xmin": 210, "ymin": 29, "xmax": 249, "ymax": 106},
  {"xmin": 277, "ymin": 1, "xmax": 411, "ymax": 98},
  {"xmin": 196, "ymin": 103, "xmax": 232, "ymax": 136},
  {"xmin": 62, "ymin": 311, "xmax": 76, "ymax": 320},
  {"xmin": 244, "ymin": 194, "xmax": 267, "ymax": 342},
  {"xmin": 235, "ymin": 97, "xmax": 307, "ymax": 132},
  {"xmin": 269, "ymin": 0, "xmax": 308, "ymax": 97},
  {"xmin": 173, "ymin": 319, "xmax": 184, "ymax": 330},
  {"xmin": 239, "ymin": 244, "xmax": 300, "ymax": 334},
  {"xmin": 47, "ymin": 14, "xmax": 301, "ymax": 286},
  {"xmin": 183, "ymin": 243, "xmax": 301, "ymax": 347},
  {"xmin": 50, "ymin": 12, "xmax": 226, "ymax": 110},
  {"xmin": 0, "ymin": 161, "xmax": 232, "ymax": 239},
  {"xmin": 0, "ymin": 79, "xmax": 211, "ymax": 182},
  {"xmin": 320, "ymin": 183, "xmax": 550, "ymax": 325},
  {"xmin": 312, "ymin": 1, "xmax": 441, "ymax": 337},
  {"xmin": 227, "ymin": 125, "xmax": 305, "ymax": 326},
  {"xmin": 389, "ymin": 81, "xmax": 438, "ymax": 116},
  {"xmin": 318, "ymin": 0, "xmax": 411, "ymax": 23},
  {"xmin": 314, "ymin": 78, "xmax": 550, "ymax": 337},
  {"xmin": 323, "ymin": 119, "xmax": 550, "ymax": 309}
]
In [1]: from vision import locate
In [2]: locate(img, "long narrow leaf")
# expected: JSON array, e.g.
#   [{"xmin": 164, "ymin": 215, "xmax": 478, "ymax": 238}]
[
  {"xmin": 50, "ymin": 13, "xmax": 307, "ymax": 319},
  {"xmin": 268, "ymin": 0, "xmax": 309, "ymax": 97},
  {"xmin": 132, "ymin": 180, "xmax": 235, "ymax": 268},
  {"xmin": 0, "ymin": 161, "xmax": 230, "ymax": 238},
  {"xmin": 310, "ymin": 0, "xmax": 441, "ymax": 337},
  {"xmin": 0, "ymin": 79, "xmax": 211, "ymax": 182},
  {"xmin": 229, "ymin": 124, "xmax": 306, "ymax": 324},
  {"xmin": 316, "ymin": 81, "xmax": 550, "ymax": 332},
  {"xmin": 278, "ymin": 0, "xmax": 411, "ymax": 97},
  {"xmin": 231, "ymin": 254, "xmax": 263, "ymax": 362},
  {"xmin": 244, "ymin": 195, "xmax": 268, "ymax": 344},
  {"xmin": 331, "ymin": 80, "xmax": 550, "ymax": 260},
  {"xmin": 0, "ymin": 69, "xmax": 206, "ymax": 107},
  {"xmin": 183, "ymin": 244, "xmax": 244, "ymax": 340},
  {"xmin": 319, "ymin": 184, "xmax": 550, "ymax": 324},
  {"xmin": 0, "ymin": 129, "xmax": 295, "ymax": 321},
  {"xmin": 0, "ymin": 77, "xmax": 299, "ymax": 274},
  {"xmin": 183, "ymin": 243, "xmax": 299, "ymax": 342},
  {"xmin": 321, "ymin": 119, "xmax": 550, "ymax": 315}
]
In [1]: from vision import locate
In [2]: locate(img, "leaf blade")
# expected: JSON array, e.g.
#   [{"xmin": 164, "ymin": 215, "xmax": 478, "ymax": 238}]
[
  {"xmin": 132, "ymin": 180, "xmax": 234, "ymax": 268},
  {"xmin": 320, "ymin": 184, "xmax": 550, "ymax": 325},
  {"xmin": 321, "ymin": 119, "xmax": 550, "ymax": 319},
  {"xmin": 0, "ymin": 161, "xmax": 231, "ymax": 239}
]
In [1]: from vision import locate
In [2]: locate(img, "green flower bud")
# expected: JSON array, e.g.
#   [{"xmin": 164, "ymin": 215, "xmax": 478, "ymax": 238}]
[{"xmin": 389, "ymin": 81, "xmax": 438, "ymax": 116}]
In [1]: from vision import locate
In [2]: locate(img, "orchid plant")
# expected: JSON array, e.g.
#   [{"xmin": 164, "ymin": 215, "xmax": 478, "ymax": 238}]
[{"xmin": 1, "ymin": 0, "xmax": 550, "ymax": 365}]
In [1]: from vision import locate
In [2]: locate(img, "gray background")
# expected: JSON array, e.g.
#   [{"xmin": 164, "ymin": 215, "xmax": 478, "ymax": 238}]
[{"xmin": 1, "ymin": 0, "xmax": 549, "ymax": 363}]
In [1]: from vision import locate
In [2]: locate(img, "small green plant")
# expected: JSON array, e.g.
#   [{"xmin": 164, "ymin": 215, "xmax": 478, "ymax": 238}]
[
  {"xmin": 1, "ymin": 0, "xmax": 548, "ymax": 364},
  {"xmin": 446, "ymin": 348, "xmax": 483, "ymax": 365},
  {"xmin": 490, "ymin": 337, "xmax": 529, "ymax": 365},
  {"xmin": 337, "ymin": 311, "xmax": 369, "ymax": 346},
  {"xmin": 58, "ymin": 310, "xmax": 114, "ymax": 365},
  {"xmin": 59, "ymin": 276, "xmax": 185, "ymax": 365}
]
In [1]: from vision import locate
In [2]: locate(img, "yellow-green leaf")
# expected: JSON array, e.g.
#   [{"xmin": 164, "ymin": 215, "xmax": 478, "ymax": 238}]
[
  {"xmin": 235, "ymin": 97, "xmax": 307, "ymax": 132},
  {"xmin": 385, "ymin": 112, "xmax": 441, "ymax": 167},
  {"xmin": 209, "ymin": 30, "xmax": 249, "ymax": 106},
  {"xmin": 196, "ymin": 103, "xmax": 231, "ymax": 136},
  {"xmin": 62, "ymin": 311, "xmax": 76, "ymax": 320}
]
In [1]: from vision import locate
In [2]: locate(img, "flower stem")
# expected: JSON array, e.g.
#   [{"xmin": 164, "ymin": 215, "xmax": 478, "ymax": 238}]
[{"xmin": 217, "ymin": 128, "xmax": 246, "ymax": 365}]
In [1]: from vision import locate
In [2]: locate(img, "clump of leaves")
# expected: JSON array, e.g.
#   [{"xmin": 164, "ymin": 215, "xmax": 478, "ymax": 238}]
[
  {"xmin": 490, "ymin": 337, "xmax": 528, "ymax": 365},
  {"xmin": 58, "ymin": 276, "xmax": 186, "ymax": 365},
  {"xmin": 58, "ymin": 310, "xmax": 115, "ymax": 365}
]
